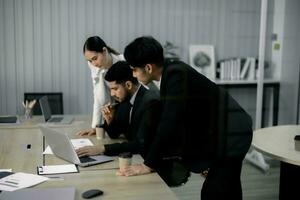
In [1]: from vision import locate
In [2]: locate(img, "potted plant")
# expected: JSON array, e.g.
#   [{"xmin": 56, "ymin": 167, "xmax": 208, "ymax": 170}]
[{"xmin": 163, "ymin": 41, "xmax": 180, "ymax": 62}]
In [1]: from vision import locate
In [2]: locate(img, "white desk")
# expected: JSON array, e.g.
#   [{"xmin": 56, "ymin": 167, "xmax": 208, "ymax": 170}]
[
  {"xmin": 0, "ymin": 116, "xmax": 178, "ymax": 199},
  {"xmin": 37, "ymin": 170, "xmax": 178, "ymax": 200},
  {"xmin": 252, "ymin": 125, "xmax": 300, "ymax": 165},
  {"xmin": 0, "ymin": 115, "xmax": 91, "ymax": 129},
  {"xmin": 252, "ymin": 125, "xmax": 300, "ymax": 200}
]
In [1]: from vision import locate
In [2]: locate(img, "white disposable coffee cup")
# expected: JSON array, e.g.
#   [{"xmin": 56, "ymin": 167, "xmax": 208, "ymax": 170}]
[
  {"xmin": 295, "ymin": 135, "xmax": 300, "ymax": 151},
  {"xmin": 119, "ymin": 152, "xmax": 132, "ymax": 171},
  {"xmin": 95, "ymin": 125, "xmax": 105, "ymax": 140}
]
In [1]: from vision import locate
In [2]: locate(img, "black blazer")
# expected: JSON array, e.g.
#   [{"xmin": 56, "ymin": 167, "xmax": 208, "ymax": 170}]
[
  {"xmin": 144, "ymin": 61, "xmax": 253, "ymax": 172},
  {"xmin": 103, "ymin": 85, "xmax": 160, "ymax": 157}
]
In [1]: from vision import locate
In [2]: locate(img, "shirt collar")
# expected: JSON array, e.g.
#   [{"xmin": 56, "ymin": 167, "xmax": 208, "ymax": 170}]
[
  {"xmin": 129, "ymin": 84, "xmax": 141, "ymax": 106},
  {"xmin": 154, "ymin": 75, "xmax": 162, "ymax": 89}
]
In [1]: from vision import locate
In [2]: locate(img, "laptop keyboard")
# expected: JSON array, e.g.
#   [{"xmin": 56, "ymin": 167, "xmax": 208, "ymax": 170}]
[
  {"xmin": 79, "ymin": 156, "xmax": 96, "ymax": 163},
  {"xmin": 48, "ymin": 117, "xmax": 63, "ymax": 122}
]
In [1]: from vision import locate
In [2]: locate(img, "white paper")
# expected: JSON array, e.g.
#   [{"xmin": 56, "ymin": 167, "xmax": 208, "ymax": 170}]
[
  {"xmin": 70, "ymin": 138, "xmax": 93, "ymax": 149},
  {"xmin": 0, "ymin": 172, "xmax": 49, "ymax": 191},
  {"xmin": 38, "ymin": 164, "xmax": 78, "ymax": 175},
  {"xmin": 43, "ymin": 138, "xmax": 93, "ymax": 154}
]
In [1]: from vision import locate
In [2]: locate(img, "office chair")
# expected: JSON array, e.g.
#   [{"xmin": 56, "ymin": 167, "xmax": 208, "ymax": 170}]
[{"xmin": 24, "ymin": 92, "xmax": 64, "ymax": 115}]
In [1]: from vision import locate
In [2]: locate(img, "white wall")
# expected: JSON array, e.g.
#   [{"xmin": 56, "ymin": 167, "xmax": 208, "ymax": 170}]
[
  {"xmin": 277, "ymin": 0, "xmax": 300, "ymax": 124},
  {"xmin": 0, "ymin": 0, "xmax": 267, "ymax": 116}
]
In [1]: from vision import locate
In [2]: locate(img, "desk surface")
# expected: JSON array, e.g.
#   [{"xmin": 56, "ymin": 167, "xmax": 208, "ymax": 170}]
[
  {"xmin": 0, "ymin": 128, "xmax": 43, "ymax": 173},
  {"xmin": 0, "ymin": 115, "xmax": 91, "ymax": 129},
  {"xmin": 38, "ymin": 170, "xmax": 178, "ymax": 200},
  {"xmin": 252, "ymin": 125, "xmax": 300, "ymax": 166},
  {"xmin": 0, "ymin": 115, "xmax": 178, "ymax": 199}
]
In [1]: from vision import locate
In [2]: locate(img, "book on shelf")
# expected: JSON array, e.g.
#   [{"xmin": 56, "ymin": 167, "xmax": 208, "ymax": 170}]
[
  {"xmin": 247, "ymin": 57, "xmax": 256, "ymax": 80},
  {"xmin": 217, "ymin": 58, "xmax": 242, "ymax": 81},
  {"xmin": 216, "ymin": 57, "xmax": 261, "ymax": 81},
  {"xmin": 240, "ymin": 57, "xmax": 251, "ymax": 79}
]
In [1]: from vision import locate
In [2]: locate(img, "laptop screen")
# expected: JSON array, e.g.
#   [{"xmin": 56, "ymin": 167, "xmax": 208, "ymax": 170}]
[{"xmin": 39, "ymin": 96, "xmax": 52, "ymax": 122}]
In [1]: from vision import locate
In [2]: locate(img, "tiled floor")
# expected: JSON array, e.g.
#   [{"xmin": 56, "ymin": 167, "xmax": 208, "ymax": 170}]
[{"xmin": 171, "ymin": 160, "xmax": 280, "ymax": 200}]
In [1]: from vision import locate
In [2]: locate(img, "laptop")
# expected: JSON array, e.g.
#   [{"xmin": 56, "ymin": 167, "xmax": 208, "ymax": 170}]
[
  {"xmin": 39, "ymin": 126, "xmax": 114, "ymax": 167},
  {"xmin": 0, "ymin": 187, "xmax": 76, "ymax": 200},
  {"xmin": 0, "ymin": 115, "xmax": 18, "ymax": 124},
  {"xmin": 39, "ymin": 96, "xmax": 73, "ymax": 124}
]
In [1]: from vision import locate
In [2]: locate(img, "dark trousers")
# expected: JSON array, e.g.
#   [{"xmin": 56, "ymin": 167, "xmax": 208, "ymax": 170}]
[{"xmin": 201, "ymin": 157, "xmax": 244, "ymax": 200}]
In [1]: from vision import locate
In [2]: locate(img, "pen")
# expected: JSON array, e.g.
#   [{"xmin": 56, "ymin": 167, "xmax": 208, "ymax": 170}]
[
  {"xmin": 48, "ymin": 176, "xmax": 63, "ymax": 179},
  {"xmin": 4, "ymin": 180, "xmax": 19, "ymax": 185},
  {"xmin": 0, "ymin": 183, "xmax": 18, "ymax": 188},
  {"xmin": 101, "ymin": 102, "xmax": 119, "ymax": 109},
  {"xmin": 47, "ymin": 176, "xmax": 64, "ymax": 181}
]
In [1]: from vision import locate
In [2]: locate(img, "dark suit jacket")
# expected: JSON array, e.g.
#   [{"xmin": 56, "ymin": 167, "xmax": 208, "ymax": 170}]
[
  {"xmin": 102, "ymin": 85, "xmax": 160, "ymax": 157},
  {"xmin": 144, "ymin": 60, "xmax": 253, "ymax": 173}
]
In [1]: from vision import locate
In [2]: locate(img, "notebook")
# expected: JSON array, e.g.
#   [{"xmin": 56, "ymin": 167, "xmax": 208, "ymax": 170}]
[
  {"xmin": 39, "ymin": 96, "xmax": 73, "ymax": 124},
  {"xmin": 0, "ymin": 187, "xmax": 76, "ymax": 200},
  {"xmin": 39, "ymin": 126, "xmax": 114, "ymax": 167},
  {"xmin": 37, "ymin": 164, "xmax": 79, "ymax": 175}
]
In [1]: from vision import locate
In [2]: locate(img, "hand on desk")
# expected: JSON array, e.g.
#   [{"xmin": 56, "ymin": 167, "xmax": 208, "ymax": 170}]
[
  {"xmin": 116, "ymin": 164, "xmax": 153, "ymax": 177},
  {"xmin": 76, "ymin": 128, "xmax": 96, "ymax": 136},
  {"xmin": 75, "ymin": 145, "xmax": 105, "ymax": 157}
]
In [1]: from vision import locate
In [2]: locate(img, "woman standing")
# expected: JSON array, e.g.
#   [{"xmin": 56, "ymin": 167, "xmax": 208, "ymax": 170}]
[{"xmin": 77, "ymin": 36, "xmax": 124, "ymax": 136}]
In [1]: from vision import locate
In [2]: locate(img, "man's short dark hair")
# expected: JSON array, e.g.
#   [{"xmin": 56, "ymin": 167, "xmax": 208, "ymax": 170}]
[
  {"xmin": 124, "ymin": 36, "xmax": 164, "ymax": 68},
  {"xmin": 105, "ymin": 61, "xmax": 138, "ymax": 85}
]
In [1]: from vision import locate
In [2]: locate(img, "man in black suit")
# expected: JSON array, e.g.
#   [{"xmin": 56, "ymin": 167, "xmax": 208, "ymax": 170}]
[
  {"xmin": 121, "ymin": 36, "xmax": 253, "ymax": 200},
  {"xmin": 76, "ymin": 61, "xmax": 160, "ymax": 160}
]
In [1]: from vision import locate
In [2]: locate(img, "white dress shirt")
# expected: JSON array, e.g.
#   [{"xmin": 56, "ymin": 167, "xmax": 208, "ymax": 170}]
[
  {"xmin": 88, "ymin": 54, "xmax": 124, "ymax": 128},
  {"xmin": 128, "ymin": 84, "xmax": 141, "ymax": 124}
]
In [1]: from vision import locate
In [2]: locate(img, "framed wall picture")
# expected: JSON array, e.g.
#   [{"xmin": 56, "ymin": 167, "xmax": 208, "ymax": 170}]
[{"xmin": 189, "ymin": 45, "xmax": 216, "ymax": 80}]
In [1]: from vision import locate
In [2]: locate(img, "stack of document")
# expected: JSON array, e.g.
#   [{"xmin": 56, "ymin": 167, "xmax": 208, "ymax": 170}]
[
  {"xmin": 37, "ymin": 164, "xmax": 78, "ymax": 175},
  {"xmin": 0, "ymin": 172, "xmax": 49, "ymax": 191}
]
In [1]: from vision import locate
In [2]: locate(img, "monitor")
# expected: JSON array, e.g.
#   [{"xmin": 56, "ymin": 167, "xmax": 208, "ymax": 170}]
[{"xmin": 24, "ymin": 92, "xmax": 63, "ymax": 115}]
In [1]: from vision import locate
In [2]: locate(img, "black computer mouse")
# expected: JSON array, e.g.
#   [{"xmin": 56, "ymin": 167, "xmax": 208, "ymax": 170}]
[{"xmin": 82, "ymin": 189, "xmax": 104, "ymax": 199}]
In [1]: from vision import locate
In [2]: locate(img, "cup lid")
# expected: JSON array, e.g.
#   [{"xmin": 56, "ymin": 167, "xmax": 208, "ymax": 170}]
[
  {"xmin": 96, "ymin": 124, "xmax": 104, "ymax": 128},
  {"xmin": 119, "ymin": 152, "xmax": 132, "ymax": 158}
]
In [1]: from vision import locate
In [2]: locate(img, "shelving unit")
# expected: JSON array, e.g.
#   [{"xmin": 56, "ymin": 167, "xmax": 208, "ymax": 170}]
[
  {"xmin": 214, "ymin": 79, "xmax": 279, "ymax": 85},
  {"xmin": 214, "ymin": 79, "xmax": 280, "ymax": 127}
]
